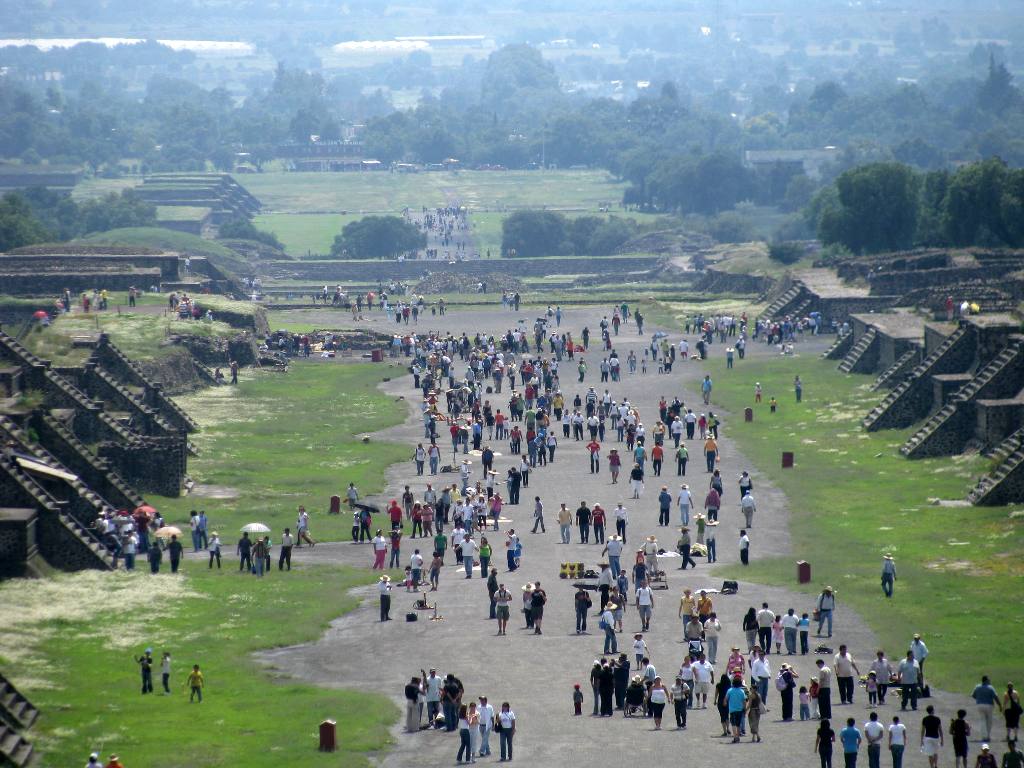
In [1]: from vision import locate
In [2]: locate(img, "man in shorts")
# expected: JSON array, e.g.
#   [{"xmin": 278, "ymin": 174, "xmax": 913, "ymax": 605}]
[
  {"xmin": 692, "ymin": 654, "xmax": 714, "ymax": 708},
  {"xmin": 920, "ymin": 706, "xmax": 944, "ymax": 768},
  {"xmin": 727, "ymin": 677, "xmax": 747, "ymax": 743}
]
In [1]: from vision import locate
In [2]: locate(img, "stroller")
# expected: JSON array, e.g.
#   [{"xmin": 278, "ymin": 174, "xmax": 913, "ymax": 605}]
[
  {"xmin": 624, "ymin": 681, "xmax": 646, "ymax": 717},
  {"xmin": 687, "ymin": 639, "xmax": 704, "ymax": 662}
]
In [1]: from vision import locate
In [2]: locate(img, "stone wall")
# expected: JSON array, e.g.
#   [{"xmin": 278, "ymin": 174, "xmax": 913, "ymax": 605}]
[
  {"xmin": 976, "ymin": 399, "xmax": 1024, "ymax": 446},
  {"xmin": 34, "ymin": 508, "xmax": 107, "ymax": 572},
  {"xmin": 267, "ymin": 255, "xmax": 664, "ymax": 282},
  {"xmin": 0, "ymin": 252, "xmax": 180, "ymax": 279},
  {"xmin": 691, "ymin": 268, "xmax": 774, "ymax": 294},
  {"xmin": 0, "ymin": 509, "xmax": 35, "ymax": 579},
  {"xmin": 98, "ymin": 437, "xmax": 186, "ymax": 497},
  {"xmin": 0, "ymin": 270, "xmax": 162, "ymax": 295}
]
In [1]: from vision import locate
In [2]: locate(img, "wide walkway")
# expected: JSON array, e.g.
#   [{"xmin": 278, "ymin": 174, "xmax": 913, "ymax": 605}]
[{"xmin": 259, "ymin": 304, "xmax": 973, "ymax": 766}]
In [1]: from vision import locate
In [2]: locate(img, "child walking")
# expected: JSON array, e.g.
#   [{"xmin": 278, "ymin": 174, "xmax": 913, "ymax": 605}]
[
  {"xmin": 573, "ymin": 684, "xmax": 584, "ymax": 715},
  {"xmin": 187, "ymin": 664, "xmax": 204, "ymax": 703}
]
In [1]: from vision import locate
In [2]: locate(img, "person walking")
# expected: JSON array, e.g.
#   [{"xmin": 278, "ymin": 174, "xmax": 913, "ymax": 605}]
[
  {"xmin": 864, "ymin": 712, "xmax": 884, "ymax": 768},
  {"xmin": 495, "ymin": 583, "xmax": 512, "ymax": 635},
  {"xmin": 879, "ymin": 554, "xmax": 897, "ymax": 597},
  {"xmin": 816, "ymin": 659, "xmax": 834, "ymax": 720},
  {"xmin": 816, "ymin": 719, "xmax": 836, "ymax": 768},
  {"xmin": 278, "ymin": 528, "xmax": 293, "ymax": 571},
  {"xmin": 889, "ymin": 716, "xmax": 907, "ymax": 768},
  {"xmin": 921, "ymin": 706, "xmax": 944, "ymax": 768},
  {"xmin": 557, "ymin": 503, "xmax": 572, "ymax": 544},
  {"xmin": 972, "ymin": 675, "xmax": 1003, "ymax": 742},
  {"xmin": 897, "ymin": 651, "xmax": 920, "ymax": 711},
  {"xmin": 727, "ymin": 677, "xmax": 747, "ymax": 743},
  {"xmin": 531, "ymin": 497, "xmax": 545, "ymax": 533},
  {"xmin": 497, "ymin": 702, "xmax": 516, "ymax": 761},
  {"xmin": 601, "ymin": 602, "xmax": 617, "ymax": 654},
  {"xmin": 378, "ymin": 575, "xmax": 392, "ymax": 621},
  {"xmin": 816, "ymin": 586, "xmax": 836, "ymax": 637},
  {"xmin": 841, "ymin": 717, "xmax": 863, "ymax": 768},
  {"xmin": 1005, "ymin": 684, "xmax": 1021, "ymax": 743}
]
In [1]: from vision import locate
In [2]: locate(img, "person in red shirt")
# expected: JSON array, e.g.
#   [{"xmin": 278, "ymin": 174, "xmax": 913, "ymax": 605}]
[
  {"xmin": 592, "ymin": 503, "xmax": 606, "ymax": 543},
  {"xmin": 388, "ymin": 500, "xmax": 403, "ymax": 530},
  {"xmin": 587, "ymin": 439, "xmax": 601, "ymax": 473},
  {"xmin": 651, "ymin": 444, "xmax": 664, "ymax": 476}
]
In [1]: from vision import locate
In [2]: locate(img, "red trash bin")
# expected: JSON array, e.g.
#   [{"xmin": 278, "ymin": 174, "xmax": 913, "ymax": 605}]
[
  {"xmin": 781, "ymin": 451, "xmax": 794, "ymax": 468},
  {"xmin": 329, "ymin": 495, "xmax": 341, "ymax": 515},
  {"xmin": 319, "ymin": 719, "xmax": 337, "ymax": 752},
  {"xmin": 744, "ymin": 407, "xmax": 753, "ymax": 422},
  {"xmin": 797, "ymin": 560, "xmax": 811, "ymax": 584},
  {"xmin": 371, "ymin": 349, "xmax": 384, "ymax": 362}
]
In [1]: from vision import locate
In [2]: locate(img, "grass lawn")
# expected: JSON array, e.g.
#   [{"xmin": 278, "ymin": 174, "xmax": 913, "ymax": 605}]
[
  {"xmin": 704, "ymin": 352, "xmax": 1024, "ymax": 691},
  {"xmin": 154, "ymin": 362, "xmax": 410, "ymax": 540},
  {"xmin": 705, "ymin": 241, "xmax": 817, "ymax": 277},
  {"xmin": 20, "ymin": 311, "xmax": 238, "ymax": 365},
  {"xmin": 75, "ymin": 227, "xmax": 251, "ymax": 274},
  {"xmin": 253, "ymin": 213, "xmax": 363, "ymax": 257},
  {"xmin": 641, "ymin": 297, "xmax": 766, "ymax": 330},
  {"xmin": 237, "ymin": 169, "xmax": 627, "ymax": 214},
  {"xmin": 0, "ymin": 563, "xmax": 397, "ymax": 767}
]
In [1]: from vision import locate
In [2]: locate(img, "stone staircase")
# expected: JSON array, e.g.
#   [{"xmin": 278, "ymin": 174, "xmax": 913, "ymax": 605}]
[
  {"xmin": 822, "ymin": 331, "xmax": 854, "ymax": 360},
  {"xmin": 838, "ymin": 327, "xmax": 878, "ymax": 374},
  {"xmin": 90, "ymin": 365, "xmax": 177, "ymax": 436},
  {"xmin": 0, "ymin": 460, "xmax": 116, "ymax": 571},
  {"xmin": 759, "ymin": 283, "xmax": 803, "ymax": 321},
  {"xmin": 900, "ymin": 340, "xmax": 1024, "ymax": 458},
  {"xmin": 0, "ymin": 722, "xmax": 34, "ymax": 768},
  {"xmin": 0, "ymin": 672, "xmax": 37, "ymax": 768},
  {"xmin": 0, "ymin": 674, "xmax": 39, "ymax": 731},
  {"xmin": 0, "ymin": 415, "xmax": 115, "ymax": 526},
  {"xmin": 863, "ymin": 325, "xmax": 973, "ymax": 432},
  {"xmin": 191, "ymin": 358, "xmax": 220, "ymax": 386},
  {"xmin": 984, "ymin": 425, "xmax": 1024, "ymax": 462},
  {"xmin": 871, "ymin": 348, "xmax": 919, "ymax": 391},
  {"xmin": 97, "ymin": 337, "xmax": 198, "ymax": 432},
  {"xmin": 969, "ymin": 430, "xmax": 1024, "ymax": 506},
  {"xmin": 37, "ymin": 412, "xmax": 145, "ymax": 510}
]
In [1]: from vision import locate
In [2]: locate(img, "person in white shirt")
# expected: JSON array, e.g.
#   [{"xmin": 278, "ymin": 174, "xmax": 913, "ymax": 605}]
[
  {"xmin": 756, "ymin": 603, "xmax": 775, "ymax": 651},
  {"xmin": 703, "ymin": 614, "xmax": 722, "ymax": 664},
  {"xmin": 461, "ymin": 535, "xmax": 477, "ymax": 579},
  {"xmin": 834, "ymin": 645, "xmax": 861, "ymax": 704},
  {"xmin": 371, "ymin": 530, "xmax": 388, "ymax": 570},
  {"xmin": 750, "ymin": 650, "xmax": 772, "ymax": 707},
  {"xmin": 888, "ymin": 715, "xmax": 907, "ymax": 768},
  {"xmin": 677, "ymin": 485, "xmax": 693, "ymax": 526},
  {"xmin": 378, "ymin": 575, "xmax": 392, "ymax": 621},
  {"xmin": 692, "ymin": 656, "xmax": 715, "ymax": 707},
  {"xmin": 740, "ymin": 491, "xmax": 756, "ymax": 528},
  {"xmin": 614, "ymin": 503, "xmax": 628, "ymax": 542},
  {"xmin": 780, "ymin": 609, "xmax": 800, "ymax": 655},
  {"xmin": 409, "ymin": 550, "xmax": 424, "ymax": 585},
  {"xmin": 497, "ymin": 703, "xmax": 516, "ymax": 761},
  {"xmin": 864, "ymin": 712, "xmax": 885, "ymax": 767},
  {"xmin": 635, "ymin": 580, "xmax": 655, "ymax": 631},
  {"xmin": 477, "ymin": 696, "xmax": 495, "ymax": 757}
]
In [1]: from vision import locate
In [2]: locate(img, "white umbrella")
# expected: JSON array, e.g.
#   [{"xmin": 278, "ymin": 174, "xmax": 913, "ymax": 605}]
[
  {"xmin": 241, "ymin": 522, "xmax": 270, "ymax": 534},
  {"xmin": 154, "ymin": 526, "xmax": 182, "ymax": 538}
]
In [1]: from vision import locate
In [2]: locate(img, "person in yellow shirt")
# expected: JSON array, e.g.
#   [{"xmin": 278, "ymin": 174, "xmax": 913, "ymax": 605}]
[
  {"xmin": 678, "ymin": 588, "xmax": 697, "ymax": 630},
  {"xmin": 187, "ymin": 664, "xmax": 204, "ymax": 703},
  {"xmin": 697, "ymin": 591, "xmax": 713, "ymax": 621},
  {"xmin": 704, "ymin": 437, "xmax": 718, "ymax": 473}
]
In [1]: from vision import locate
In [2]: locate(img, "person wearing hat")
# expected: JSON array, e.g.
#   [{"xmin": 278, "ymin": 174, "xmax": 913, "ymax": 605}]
[
  {"xmin": 676, "ymin": 527, "xmax": 697, "ymax": 570},
  {"xmin": 816, "ymin": 586, "xmax": 836, "ymax": 637},
  {"xmin": 105, "ymin": 755, "xmax": 124, "ymax": 768},
  {"xmin": 881, "ymin": 554, "xmax": 897, "ymax": 598},
  {"xmin": 378, "ymin": 574, "xmax": 393, "ymax": 621},
  {"xmin": 86, "ymin": 753, "xmax": 102, "ymax": 768}
]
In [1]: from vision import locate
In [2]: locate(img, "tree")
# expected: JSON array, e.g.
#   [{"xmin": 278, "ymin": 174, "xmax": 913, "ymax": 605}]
[
  {"xmin": 330, "ymin": 216, "xmax": 425, "ymax": 259},
  {"xmin": 218, "ymin": 217, "xmax": 283, "ymax": 250},
  {"xmin": 501, "ymin": 210, "xmax": 571, "ymax": 257},
  {"xmin": 977, "ymin": 54, "xmax": 1018, "ymax": 114},
  {"xmin": 942, "ymin": 158, "xmax": 1016, "ymax": 247},
  {"xmin": 817, "ymin": 163, "xmax": 919, "ymax": 253},
  {"xmin": 0, "ymin": 193, "xmax": 50, "ymax": 252},
  {"xmin": 768, "ymin": 242, "xmax": 806, "ymax": 264}
]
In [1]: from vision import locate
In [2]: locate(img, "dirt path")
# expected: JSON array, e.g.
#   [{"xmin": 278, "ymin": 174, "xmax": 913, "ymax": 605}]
[{"xmin": 257, "ymin": 305, "xmax": 971, "ymax": 766}]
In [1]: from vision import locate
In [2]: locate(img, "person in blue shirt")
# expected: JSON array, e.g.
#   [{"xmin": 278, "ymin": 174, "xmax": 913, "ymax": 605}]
[
  {"xmin": 840, "ymin": 717, "xmax": 863, "ymax": 768},
  {"xmin": 726, "ymin": 677, "xmax": 747, "ymax": 743}
]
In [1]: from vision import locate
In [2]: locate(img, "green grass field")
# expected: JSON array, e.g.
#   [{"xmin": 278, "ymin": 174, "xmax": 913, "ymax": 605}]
[
  {"xmin": 154, "ymin": 362, "xmax": 410, "ymax": 540},
  {"xmin": 0, "ymin": 563, "xmax": 397, "ymax": 768},
  {"xmin": 253, "ymin": 213, "xmax": 363, "ymax": 257},
  {"xmin": 238, "ymin": 169, "xmax": 627, "ymax": 214},
  {"xmin": 705, "ymin": 352, "xmax": 1024, "ymax": 691}
]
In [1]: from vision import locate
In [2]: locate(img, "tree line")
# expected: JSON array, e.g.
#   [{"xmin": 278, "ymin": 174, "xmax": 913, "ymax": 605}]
[
  {"xmin": 804, "ymin": 157, "xmax": 1024, "ymax": 254},
  {"xmin": 0, "ymin": 188, "xmax": 155, "ymax": 252}
]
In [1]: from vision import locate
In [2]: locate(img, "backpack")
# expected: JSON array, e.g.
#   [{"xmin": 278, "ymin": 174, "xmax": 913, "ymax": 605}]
[{"xmin": 775, "ymin": 673, "xmax": 789, "ymax": 691}]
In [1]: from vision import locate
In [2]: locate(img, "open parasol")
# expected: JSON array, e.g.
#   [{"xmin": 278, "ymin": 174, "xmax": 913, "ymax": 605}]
[
  {"xmin": 154, "ymin": 526, "xmax": 182, "ymax": 538},
  {"xmin": 241, "ymin": 522, "xmax": 271, "ymax": 533}
]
